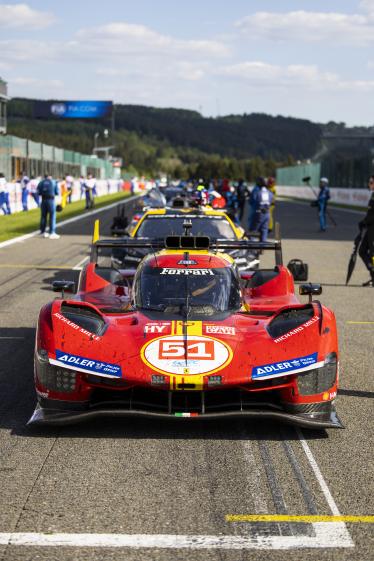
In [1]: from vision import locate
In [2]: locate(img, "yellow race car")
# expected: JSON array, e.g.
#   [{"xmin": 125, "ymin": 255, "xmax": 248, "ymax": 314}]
[{"xmin": 115, "ymin": 207, "xmax": 258, "ymax": 271}]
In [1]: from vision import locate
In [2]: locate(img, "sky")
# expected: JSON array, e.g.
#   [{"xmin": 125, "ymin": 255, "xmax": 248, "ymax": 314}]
[{"xmin": 1, "ymin": 0, "xmax": 374, "ymax": 125}]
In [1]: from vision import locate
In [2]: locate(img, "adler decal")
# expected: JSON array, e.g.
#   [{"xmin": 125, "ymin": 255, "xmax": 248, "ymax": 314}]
[
  {"xmin": 252, "ymin": 353, "xmax": 319, "ymax": 379},
  {"xmin": 54, "ymin": 350, "xmax": 122, "ymax": 377},
  {"xmin": 141, "ymin": 335, "xmax": 233, "ymax": 375}
]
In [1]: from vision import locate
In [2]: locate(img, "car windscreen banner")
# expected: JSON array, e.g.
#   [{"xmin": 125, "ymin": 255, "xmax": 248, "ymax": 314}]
[{"xmin": 34, "ymin": 100, "xmax": 113, "ymax": 119}]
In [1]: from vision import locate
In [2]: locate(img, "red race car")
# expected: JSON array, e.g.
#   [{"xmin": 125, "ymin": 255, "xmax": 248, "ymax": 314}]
[{"xmin": 29, "ymin": 231, "xmax": 342, "ymax": 428}]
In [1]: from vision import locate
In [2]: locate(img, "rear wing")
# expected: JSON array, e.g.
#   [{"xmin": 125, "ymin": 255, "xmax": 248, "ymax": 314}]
[{"xmin": 91, "ymin": 232, "xmax": 283, "ymax": 267}]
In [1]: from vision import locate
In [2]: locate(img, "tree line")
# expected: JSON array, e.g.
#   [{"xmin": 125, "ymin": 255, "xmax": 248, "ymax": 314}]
[{"xmin": 8, "ymin": 98, "xmax": 325, "ymax": 179}]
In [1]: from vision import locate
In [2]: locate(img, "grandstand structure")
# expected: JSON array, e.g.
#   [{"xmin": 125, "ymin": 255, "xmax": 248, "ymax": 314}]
[{"xmin": 0, "ymin": 135, "xmax": 114, "ymax": 181}]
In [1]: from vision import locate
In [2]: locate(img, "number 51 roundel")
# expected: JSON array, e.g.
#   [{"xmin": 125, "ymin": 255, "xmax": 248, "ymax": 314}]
[{"xmin": 141, "ymin": 335, "xmax": 233, "ymax": 375}]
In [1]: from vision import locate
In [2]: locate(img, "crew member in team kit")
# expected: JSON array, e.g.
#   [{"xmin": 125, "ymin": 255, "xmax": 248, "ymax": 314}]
[
  {"xmin": 20, "ymin": 171, "xmax": 30, "ymax": 211},
  {"xmin": 84, "ymin": 173, "xmax": 96, "ymax": 209},
  {"xmin": 252, "ymin": 181, "xmax": 273, "ymax": 242},
  {"xmin": 317, "ymin": 177, "xmax": 330, "ymax": 232},
  {"xmin": 248, "ymin": 177, "xmax": 265, "ymax": 231},
  {"xmin": 37, "ymin": 174, "xmax": 60, "ymax": 239},
  {"xmin": 0, "ymin": 173, "xmax": 10, "ymax": 214},
  {"xmin": 28, "ymin": 175, "xmax": 40, "ymax": 207},
  {"xmin": 358, "ymin": 175, "xmax": 374, "ymax": 286}
]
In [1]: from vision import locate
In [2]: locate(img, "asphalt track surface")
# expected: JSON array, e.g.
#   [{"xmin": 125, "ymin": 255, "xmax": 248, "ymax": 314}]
[{"xmin": 0, "ymin": 198, "xmax": 372, "ymax": 560}]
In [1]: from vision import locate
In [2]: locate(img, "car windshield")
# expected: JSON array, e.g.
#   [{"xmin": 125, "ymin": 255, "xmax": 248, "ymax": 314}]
[
  {"xmin": 136, "ymin": 216, "xmax": 236, "ymax": 239},
  {"xmin": 135, "ymin": 266, "xmax": 241, "ymax": 317}
]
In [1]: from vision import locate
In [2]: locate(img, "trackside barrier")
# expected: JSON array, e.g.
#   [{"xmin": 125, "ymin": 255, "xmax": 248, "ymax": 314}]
[
  {"xmin": 2, "ymin": 179, "xmax": 132, "ymax": 214},
  {"xmin": 277, "ymin": 186, "xmax": 370, "ymax": 208}
]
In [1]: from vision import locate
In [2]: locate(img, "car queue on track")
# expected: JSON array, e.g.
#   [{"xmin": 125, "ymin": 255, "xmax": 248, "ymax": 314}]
[{"xmin": 29, "ymin": 176, "xmax": 347, "ymax": 428}]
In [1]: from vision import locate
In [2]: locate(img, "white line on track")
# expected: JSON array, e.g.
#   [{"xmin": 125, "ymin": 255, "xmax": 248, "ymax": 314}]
[
  {"xmin": 240, "ymin": 435, "xmax": 268, "ymax": 513},
  {"xmin": 296, "ymin": 428, "xmax": 341, "ymax": 516},
  {"xmin": 72, "ymin": 256, "xmax": 89, "ymax": 270},
  {"xmin": 0, "ymin": 523, "xmax": 354, "ymax": 549}
]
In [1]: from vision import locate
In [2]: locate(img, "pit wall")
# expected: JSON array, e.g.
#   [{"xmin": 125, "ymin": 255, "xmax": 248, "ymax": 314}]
[{"xmin": 276, "ymin": 186, "xmax": 370, "ymax": 208}]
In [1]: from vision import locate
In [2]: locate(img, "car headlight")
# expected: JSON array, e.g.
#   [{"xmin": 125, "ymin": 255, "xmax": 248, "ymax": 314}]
[
  {"xmin": 297, "ymin": 353, "xmax": 337, "ymax": 395},
  {"xmin": 36, "ymin": 350, "xmax": 77, "ymax": 393}
]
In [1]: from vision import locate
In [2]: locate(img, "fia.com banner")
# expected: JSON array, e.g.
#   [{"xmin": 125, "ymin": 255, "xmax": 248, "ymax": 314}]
[{"xmin": 34, "ymin": 101, "xmax": 113, "ymax": 119}]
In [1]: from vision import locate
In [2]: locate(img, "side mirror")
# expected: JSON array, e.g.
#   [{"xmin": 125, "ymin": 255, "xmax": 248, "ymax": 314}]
[
  {"xmin": 240, "ymin": 271, "xmax": 254, "ymax": 288},
  {"xmin": 299, "ymin": 283, "xmax": 322, "ymax": 303},
  {"xmin": 52, "ymin": 280, "xmax": 75, "ymax": 298}
]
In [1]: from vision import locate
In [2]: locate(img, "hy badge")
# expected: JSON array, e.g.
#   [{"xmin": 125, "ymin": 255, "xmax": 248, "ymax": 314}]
[
  {"xmin": 55, "ymin": 350, "xmax": 122, "ymax": 377},
  {"xmin": 252, "ymin": 353, "xmax": 318, "ymax": 379}
]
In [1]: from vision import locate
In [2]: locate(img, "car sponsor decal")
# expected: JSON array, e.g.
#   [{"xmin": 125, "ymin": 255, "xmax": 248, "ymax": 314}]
[
  {"xmin": 204, "ymin": 325, "xmax": 236, "ymax": 335},
  {"xmin": 160, "ymin": 268, "xmax": 214, "ymax": 276},
  {"xmin": 141, "ymin": 335, "xmax": 233, "ymax": 375},
  {"xmin": 53, "ymin": 312, "xmax": 101, "ymax": 341},
  {"xmin": 323, "ymin": 391, "xmax": 337, "ymax": 401},
  {"xmin": 252, "ymin": 352, "xmax": 320, "ymax": 379},
  {"xmin": 52, "ymin": 350, "xmax": 122, "ymax": 378},
  {"xmin": 273, "ymin": 315, "xmax": 319, "ymax": 343},
  {"xmin": 144, "ymin": 322, "xmax": 171, "ymax": 334},
  {"xmin": 177, "ymin": 259, "xmax": 198, "ymax": 265}
]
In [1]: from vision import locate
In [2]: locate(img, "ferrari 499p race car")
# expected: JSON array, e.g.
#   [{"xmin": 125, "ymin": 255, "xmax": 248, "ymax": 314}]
[{"xmin": 29, "ymin": 230, "xmax": 342, "ymax": 428}]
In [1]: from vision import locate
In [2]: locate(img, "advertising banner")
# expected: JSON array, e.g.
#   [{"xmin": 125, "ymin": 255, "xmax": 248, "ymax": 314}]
[{"xmin": 34, "ymin": 100, "xmax": 113, "ymax": 119}]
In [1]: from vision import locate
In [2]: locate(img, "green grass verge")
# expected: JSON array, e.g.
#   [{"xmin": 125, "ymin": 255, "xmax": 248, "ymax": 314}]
[{"xmin": 0, "ymin": 191, "xmax": 132, "ymax": 243}]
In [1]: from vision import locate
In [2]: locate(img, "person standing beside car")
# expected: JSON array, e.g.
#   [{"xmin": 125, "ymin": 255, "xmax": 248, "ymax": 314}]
[
  {"xmin": 65, "ymin": 174, "xmax": 74, "ymax": 203},
  {"xmin": 267, "ymin": 177, "xmax": 277, "ymax": 232},
  {"xmin": 0, "ymin": 173, "xmax": 9, "ymax": 214},
  {"xmin": 28, "ymin": 175, "xmax": 40, "ymax": 207},
  {"xmin": 20, "ymin": 171, "xmax": 30, "ymax": 212},
  {"xmin": 317, "ymin": 177, "xmax": 330, "ymax": 232},
  {"xmin": 84, "ymin": 173, "xmax": 96, "ymax": 209},
  {"xmin": 358, "ymin": 175, "xmax": 374, "ymax": 286},
  {"xmin": 252, "ymin": 181, "xmax": 273, "ymax": 242},
  {"xmin": 37, "ymin": 174, "xmax": 60, "ymax": 239},
  {"xmin": 237, "ymin": 179, "xmax": 249, "ymax": 222},
  {"xmin": 248, "ymin": 177, "xmax": 265, "ymax": 231}
]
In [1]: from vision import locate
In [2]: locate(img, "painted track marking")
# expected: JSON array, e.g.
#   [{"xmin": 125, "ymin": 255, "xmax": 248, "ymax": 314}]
[
  {"xmin": 0, "ymin": 264, "xmax": 80, "ymax": 270},
  {"xmin": 0, "ymin": 524, "xmax": 354, "ymax": 549},
  {"xmin": 346, "ymin": 321, "xmax": 374, "ymax": 325},
  {"xmin": 226, "ymin": 515, "xmax": 374, "ymax": 523},
  {"xmin": 296, "ymin": 428, "xmax": 341, "ymax": 516},
  {"xmin": 73, "ymin": 256, "xmax": 89, "ymax": 270}
]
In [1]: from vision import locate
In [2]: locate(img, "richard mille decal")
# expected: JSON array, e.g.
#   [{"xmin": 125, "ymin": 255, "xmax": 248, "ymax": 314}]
[
  {"xmin": 54, "ymin": 312, "xmax": 101, "ymax": 341},
  {"xmin": 273, "ymin": 315, "xmax": 319, "ymax": 343}
]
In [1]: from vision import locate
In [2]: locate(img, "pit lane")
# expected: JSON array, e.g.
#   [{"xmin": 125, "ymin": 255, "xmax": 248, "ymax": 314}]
[{"xmin": 0, "ymin": 198, "xmax": 372, "ymax": 561}]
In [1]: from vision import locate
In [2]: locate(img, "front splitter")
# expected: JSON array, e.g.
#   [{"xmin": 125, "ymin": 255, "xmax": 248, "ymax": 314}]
[{"xmin": 28, "ymin": 404, "xmax": 343, "ymax": 429}]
